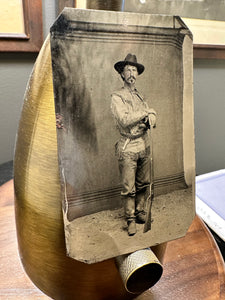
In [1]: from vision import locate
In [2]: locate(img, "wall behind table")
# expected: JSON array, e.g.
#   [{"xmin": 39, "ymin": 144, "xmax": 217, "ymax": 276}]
[
  {"xmin": 0, "ymin": 0, "xmax": 57, "ymax": 165},
  {"xmin": 0, "ymin": 1, "xmax": 225, "ymax": 176},
  {"xmin": 194, "ymin": 59, "xmax": 225, "ymax": 175},
  {"xmin": 0, "ymin": 53, "xmax": 35, "ymax": 164}
]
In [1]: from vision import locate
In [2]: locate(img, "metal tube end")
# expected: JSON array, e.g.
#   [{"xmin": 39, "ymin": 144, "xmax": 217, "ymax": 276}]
[{"xmin": 115, "ymin": 248, "xmax": 163, "ymax": 294}]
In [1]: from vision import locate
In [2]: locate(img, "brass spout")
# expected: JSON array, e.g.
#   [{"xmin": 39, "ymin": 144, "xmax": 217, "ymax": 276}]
[{"xmin": 115, "ymin": 248, "xmax": 163, "ymax": 294}]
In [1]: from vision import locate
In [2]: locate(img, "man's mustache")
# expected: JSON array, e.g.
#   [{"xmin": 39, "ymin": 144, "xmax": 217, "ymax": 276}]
[{"xmin": 128, "ymin": 76, "xmax": 136, "ymax": 80}]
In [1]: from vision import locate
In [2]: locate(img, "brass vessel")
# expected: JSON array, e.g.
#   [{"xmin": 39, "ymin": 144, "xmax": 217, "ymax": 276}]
[{"xmin": 14, "ymin": 36, "xmax": 166, "ymax": 299}]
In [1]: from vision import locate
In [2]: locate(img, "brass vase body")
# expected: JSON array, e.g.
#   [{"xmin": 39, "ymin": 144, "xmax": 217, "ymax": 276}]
[{"xmin": 14, "ymin": 37, "xmax": 166, "ymax": 300}]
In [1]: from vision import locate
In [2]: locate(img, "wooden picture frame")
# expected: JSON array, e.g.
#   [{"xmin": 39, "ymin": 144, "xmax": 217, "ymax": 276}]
[
  {"xmin": 0, "ymin": 0, "xmax": 43, "ymax": 52},
  {"xmin": 57, "ymin": 0, "xmax": 224, "ymax": 60},
  {"xmin": 183, "ymin": 18, "xmax": 225, "ymax": 59},
  {"xmin": 194, "ymin": 44, "xmax": 225, "ymax": 60},
  {"xmin": 58, "ymin": 0, "xmax": 225, "ymax": 59},
  {"xmin": 57, "ymin": 1, "xmax": 225, "ymax": 59}
]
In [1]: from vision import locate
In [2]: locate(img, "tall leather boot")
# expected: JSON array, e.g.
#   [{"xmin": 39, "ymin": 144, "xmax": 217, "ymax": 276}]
[
  {"xmin": 123, "ymin": 196, "xmax": 136, "ymax": 236},
  {"xmin": 135, "ymin": 190, "xmax": 147, "ymax": 224},
  {"xmin": 127, "ymin": 219, "xmax": 136, "ymax": 236}
]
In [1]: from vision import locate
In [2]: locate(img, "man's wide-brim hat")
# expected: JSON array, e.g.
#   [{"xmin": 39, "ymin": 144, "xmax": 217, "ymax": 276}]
[{"xmin": 114, "ymin": 53, "xmax": 145, "ymax": 75}]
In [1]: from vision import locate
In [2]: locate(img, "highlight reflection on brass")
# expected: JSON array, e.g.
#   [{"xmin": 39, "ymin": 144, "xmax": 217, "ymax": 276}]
[{"xmin": 14, "ymin": 36, "xmax": 126, "ymax": 299}]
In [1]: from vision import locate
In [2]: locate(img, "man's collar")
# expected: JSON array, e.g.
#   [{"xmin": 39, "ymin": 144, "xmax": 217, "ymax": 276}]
[
  {"xmin": 121, "ymin": 86, "xmax": 144, "ymax": 101},
  {"xmin": 123, "ymin": 86, "xmax": 138, "ymax": 93}
]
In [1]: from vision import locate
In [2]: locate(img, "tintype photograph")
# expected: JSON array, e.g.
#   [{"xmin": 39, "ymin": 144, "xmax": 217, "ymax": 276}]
[{"xmin": 50, "ymin": 8, "xmax": 195, "ymax": 263}]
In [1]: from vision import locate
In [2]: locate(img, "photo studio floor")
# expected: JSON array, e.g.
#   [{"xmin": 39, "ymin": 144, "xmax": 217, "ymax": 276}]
[{"xmin": 65, "ymin": 188, "xmax": 193, "ymax": 263}]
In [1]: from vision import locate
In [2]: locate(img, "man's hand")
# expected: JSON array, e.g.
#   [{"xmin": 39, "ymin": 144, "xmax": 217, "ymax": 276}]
[
  {"xmin": 139, "ymin": 122, "xmax": 147, "ymax": 129},
  {"xmin": 149, "ymin": 113, "xmax": 156, "ymax": 128}
]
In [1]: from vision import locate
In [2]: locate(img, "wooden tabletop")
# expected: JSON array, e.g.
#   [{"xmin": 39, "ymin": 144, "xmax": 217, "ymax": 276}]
[{"xmin": 0, "ymin": 179, "xmax": 225, "ymax": 299}]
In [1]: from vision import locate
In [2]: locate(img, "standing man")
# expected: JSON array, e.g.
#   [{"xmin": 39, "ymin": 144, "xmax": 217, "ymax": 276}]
[{"xmin": 111, "ymin": 53, "xmax": 156, "ymax": 236}]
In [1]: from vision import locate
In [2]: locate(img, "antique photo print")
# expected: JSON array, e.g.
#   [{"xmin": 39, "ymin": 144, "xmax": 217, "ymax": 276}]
[{"xmin": 50, "ymin": 8, "xmax": 195, "ymax": 263}]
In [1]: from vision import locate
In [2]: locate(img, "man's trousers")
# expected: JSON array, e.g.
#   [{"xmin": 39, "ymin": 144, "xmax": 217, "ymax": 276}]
[{"xmin": 118, "ymin": 147, "xmax": 150, "ymax": 220}]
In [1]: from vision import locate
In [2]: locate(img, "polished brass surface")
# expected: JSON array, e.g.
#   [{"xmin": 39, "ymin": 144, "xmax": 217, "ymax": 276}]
[
  {"xmin": 14, "ymin": 35, "xmax": 166, "ymax": 299},
  {"xmin": 14, "ymin": 36, "xmax": 127, "ymax": 299}
]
